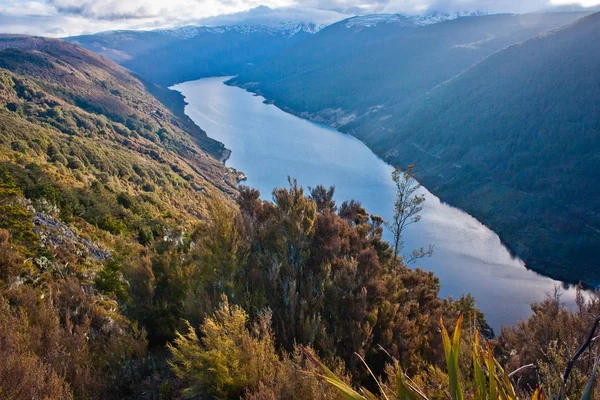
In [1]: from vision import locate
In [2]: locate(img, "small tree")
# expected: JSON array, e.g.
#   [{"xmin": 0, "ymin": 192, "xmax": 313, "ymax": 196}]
[
  {"xmin": 309, "ymin": 184, "xmax": 336, "ymax": 212},
  {"xmin": 385, "ymin": 165, "xmax": 433, "ymax": 265},
  {"xmin": 168, "ymin": 297, "xmax": 279, "ymax": 399}
]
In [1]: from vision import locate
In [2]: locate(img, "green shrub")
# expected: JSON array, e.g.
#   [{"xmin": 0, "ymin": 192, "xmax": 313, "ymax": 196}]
[
  {"xmin": 168, "ymin": 298, "xmax": 279, "ymax": 400},
  {"xmin": 142, "ymin": 183, "xmax": 155, "ymax": 192},
  {"xmin": 10, "ymin": 140, "xmax": 27, "ymax": 153},
  {"xmin": 50, "ymin": 153, "xmax": 67, "ymax": 165},
  {"xmin": 137, "ymin": 227, "xmax": 154, "ymax": 246},
  {"xmin": 67, "ymin": 156, "xmax": 84, "ymax": 170}
]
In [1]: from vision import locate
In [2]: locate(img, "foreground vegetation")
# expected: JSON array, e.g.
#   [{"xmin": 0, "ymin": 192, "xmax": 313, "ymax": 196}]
[
  {"xmin": 0, "ymin": 35, "xmax": 598, "ymax": 400},
  {"xmin": 1, "ymin": 165, "xmax": 598, "ymax": 398},
  {"xmin": 314, "ymin": 315, "xmax": 600, "ymax": 400}
]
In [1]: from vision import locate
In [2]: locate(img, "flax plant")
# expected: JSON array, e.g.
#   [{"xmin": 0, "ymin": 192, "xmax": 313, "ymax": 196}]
[{"xmin": 311, "ymin": 316, "xmax": 599, "ymax": 400}]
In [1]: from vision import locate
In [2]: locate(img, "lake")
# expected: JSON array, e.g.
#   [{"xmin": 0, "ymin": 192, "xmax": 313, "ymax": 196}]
[{"xmin": 173, "ymin": 77, "xmax": 581, "ymax": 331}]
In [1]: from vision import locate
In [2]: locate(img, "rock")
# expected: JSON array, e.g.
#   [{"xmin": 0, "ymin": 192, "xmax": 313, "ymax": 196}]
[{"xmin": 33, "ymin": 212, "xmax": 111, "ymax": 262}]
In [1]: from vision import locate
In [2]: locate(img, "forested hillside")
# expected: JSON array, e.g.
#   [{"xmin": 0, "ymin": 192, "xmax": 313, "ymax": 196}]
[
  {"xmin": 0, "ymin": 34, "xmax": 599, "ymax": 399},
  {"xmin": 228, "ymin": 12, "xmax": 599, "ymax": 285},
  {"xmin": 229, "ymin": 12, "xmax": 588, "ymax": 127},
  {"xmin": 345, "ymin": 13, "xmax": 600, "ymax": 286}
]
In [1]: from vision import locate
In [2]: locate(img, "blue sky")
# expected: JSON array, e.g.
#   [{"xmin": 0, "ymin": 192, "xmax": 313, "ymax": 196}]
[{"xmin": 0, "ymin": 0, "xmax": 597, "ymax": 36}]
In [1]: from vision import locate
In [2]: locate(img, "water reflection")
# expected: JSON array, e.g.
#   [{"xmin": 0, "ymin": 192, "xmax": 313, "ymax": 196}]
[{"xmin": 174, "ymin": 77, "xmax": 583, "ymax": 331}]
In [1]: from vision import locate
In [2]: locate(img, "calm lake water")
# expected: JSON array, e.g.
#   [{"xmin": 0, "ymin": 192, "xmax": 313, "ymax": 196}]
[{"xmin": 174, "ymin": 77, "xmax": 581, "ymax": 331}]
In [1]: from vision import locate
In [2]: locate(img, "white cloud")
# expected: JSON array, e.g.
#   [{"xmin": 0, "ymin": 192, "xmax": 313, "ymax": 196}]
[{"xmin": 0, "ymin": 0, "xmax": 597, "ymax": 37}]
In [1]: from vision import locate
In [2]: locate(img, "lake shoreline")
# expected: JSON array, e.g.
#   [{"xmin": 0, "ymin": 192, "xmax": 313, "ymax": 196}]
[
  {"xmin": 174, "ymin": 77, "xmax": 586, "ymax": 331},
  {"xmin": 223, "ymin": 78, "xmax": 595, "ymax": 291}
]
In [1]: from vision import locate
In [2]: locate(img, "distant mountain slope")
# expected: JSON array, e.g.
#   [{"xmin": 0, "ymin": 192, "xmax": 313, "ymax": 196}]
[
  {"xmin": 229, "ymin": 12, "xmax": 589, "ymax": 127},
  {"xmin": 344, "ymin": 13, "xmax": 600, "ymax": 285},
  {"xmin": 67, "ymin": 22, "xmax": 323, "ymax": 86}
]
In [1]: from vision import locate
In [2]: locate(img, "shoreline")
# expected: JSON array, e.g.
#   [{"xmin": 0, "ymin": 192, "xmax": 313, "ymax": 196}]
[{"xmin": 224, "ymin": 78, "xmax": 596, "ymax": 290}]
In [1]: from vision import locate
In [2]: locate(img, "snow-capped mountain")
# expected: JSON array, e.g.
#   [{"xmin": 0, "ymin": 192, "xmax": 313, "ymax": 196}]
[
  {"xmin": 151, "ymin": 6, "xmax": 350, "ymax": 40},
  {"xmin": 344, "ymin": 11, "xmax": 489, "ymax": 29},
  {"xmin": 193, "ymin": 5, "xmax": 348, "ymax": 28},
  {"xmin": 154, "ymin": 26, "xmax": 200, "ymax": 40},
  {"xmin": 156, "ymin": 21, "xmax": 325, "ymax": 40},
  {"xmin": 344, "ymin": 14, "xmax": 414, "ymax": 28},
  {"xmin": 408, "ymin": 11, "xmax": 489, "ymax": 25},
  {"xmin": 157, "ymin": 9, "xmax": 491, "ymax": 40}
]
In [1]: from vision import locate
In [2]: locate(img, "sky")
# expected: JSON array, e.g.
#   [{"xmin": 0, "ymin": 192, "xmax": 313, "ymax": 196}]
[{"xmin": 0, "ymin": 0, "xmax": 598, "ymax": 37}]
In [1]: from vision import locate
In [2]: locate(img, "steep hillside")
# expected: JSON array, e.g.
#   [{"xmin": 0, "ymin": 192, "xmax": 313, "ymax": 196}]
[
  {"xmin": 0, "ymin": 34, "xmax": 245, "ymax": 398},
  {"xmin": 229, "ymin": 12, "xmax": 589, "ymax": 127},
  {"xmin": 0, "ymin": 34, "xmax": 474, "ymax": 399},
  {"xmin": 68, "ymin": 24, "xmax": 320, "ymax": 86},
  {"xmin": 346, "ymin": 13, "xmax": 600, "ymax": 285},
  {"xmin": 0, "ymin": 35, "xmax": 239, "ymax": 235}
]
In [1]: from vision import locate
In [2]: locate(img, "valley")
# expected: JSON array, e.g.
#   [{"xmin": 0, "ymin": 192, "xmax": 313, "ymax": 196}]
[{"xmin": 227, "ymin": 12, "xmax": 600, "ymax": 286}]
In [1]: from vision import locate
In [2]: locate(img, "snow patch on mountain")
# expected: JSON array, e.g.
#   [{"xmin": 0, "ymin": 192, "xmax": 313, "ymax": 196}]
[
  {"xmin": 344, "ymin": 11, "xmax": 489, "ymax": 29},
  {"xmin": 155, "ymin": 26, "xmax": 199, "ymax": 39},
  {"xmin": 153, "ymin": 6, "xmax": 345, "ymax": 39},
  {"xmin": 409, "ymin": 11, "xmax": 489, "ymax": 25},
  {"xmin": 156, "ymin": 22, "xmax": 324, "ymax": 39},
  {"xmin": 344, "ymin": 14, "xmax": 410, "ymax": 28}
]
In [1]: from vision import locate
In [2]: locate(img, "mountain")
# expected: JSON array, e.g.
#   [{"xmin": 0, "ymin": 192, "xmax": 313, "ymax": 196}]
[
  {"xmin": 65, "ymin": 6, "xmax": 345, "ymax": 86},
  {"xmin": 191, "ymin": 5, "xmax": 348, "ymax": 27},
  {"xmin": 230, "ymin": 12, "xmax": 599, "ymax": 285},
  {"xmin": 0, "ymin": 30, "xmax": 599, "ymax": 400},
  {"xmin": 343, "ymin": 11, "xmax": 488, "ymax": 28},
  {"xmin": 347, "ymin": 13, "xmax": 600, "ymax": 285},
  {"xmin": 67, "ymin": 23, "xmax": 321, "ymax": 86},
  {"xmin": 228, "ymin": 12, "xmax": 590, "ymax": 127}
]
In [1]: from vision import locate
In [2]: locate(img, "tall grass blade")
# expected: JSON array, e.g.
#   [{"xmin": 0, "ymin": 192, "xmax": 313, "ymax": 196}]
[
  {"xmin": 472, "ymin": 331, "xmax": 487, "ymax": 400},
  {"xmin": 304, "ymin": 347, "xmax": 366, "ymax": 400},
  {"xmin": 441, "ymin": 315, "xmax": 464, "ymax": 400},
  {"xmin": 532, "ymin": 387, "xmax": 545, "ymax": 400},
  {"xmin": 394, "ymin": 361, "xmax": 429, "ymax": 400},
  {"xmin": 580, "ymin": 355, "xmax": 599, "ymax": 400},
  {"xmin": 356, "ymin": 353, "xmax": 390, "ymax": 400}
]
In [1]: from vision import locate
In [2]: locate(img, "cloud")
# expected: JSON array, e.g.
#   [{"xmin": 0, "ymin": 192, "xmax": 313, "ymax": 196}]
[
  {"xmin": 195, "ymin": 5, "xmax": 349, "ymax": 25},
  {"xmin": 0, "ymin": 0, "xmax": 597, "ymax": 37},
  {"xmin": 49, "ymin": 0, "xmax": 161, "ymax": 20}
]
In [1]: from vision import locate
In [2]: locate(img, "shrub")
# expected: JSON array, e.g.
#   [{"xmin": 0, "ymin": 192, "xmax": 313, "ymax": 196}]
[
  {"xmin": 67, "ymin": 156, "xmax": 84, "ymax": 170},
  {"xmin": 0, "ymin": 168, "xmax": 38, "ymax": 250},
  {"xmin": 0, "ymin": 300, "xmax": 74, "ymax": 400},
  {"xmin": 50, "ymin": 153, "xmax": 67, "ymax": 165},
  {"xmin": 10, "ymin": 140, "xmax": 27, "ymax": 153},
  {"xmin": 168, "ymin": 297, "xmax": 279, "ymax": 399},
  {"xmin": 142, "ymin": 183, "xmax": 155, "ymax": 192}
]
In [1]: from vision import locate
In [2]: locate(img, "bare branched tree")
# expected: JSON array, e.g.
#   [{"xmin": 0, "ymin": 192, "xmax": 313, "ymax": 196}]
[{"xmin": 385, "ymin": 165, "xmax": 433, "ymax": 265}]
